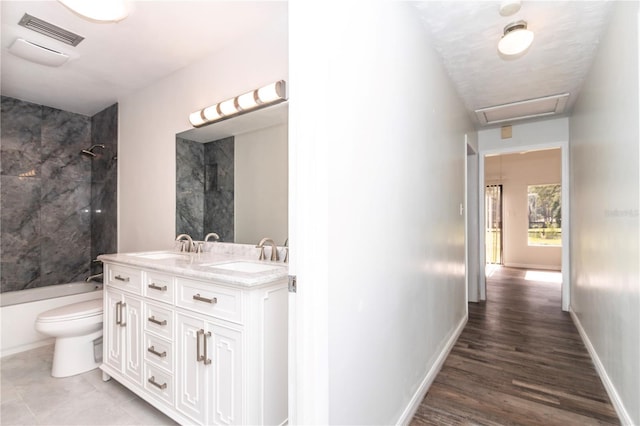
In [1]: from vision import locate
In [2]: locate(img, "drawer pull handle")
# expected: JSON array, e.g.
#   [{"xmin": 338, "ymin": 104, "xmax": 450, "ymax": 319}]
[
  {"xmin": 148, "ymin": 376, "xmax": 167, "ymax": 390},
  {"xmin": 148, "ymin": 283, "xmax": 167, "ymax": 291},
  {"xmin": 147, "ymin": 316, "xmax": 167, "ymax": 326},
  {"xmin": 147, "ymin": 346, "xmax": 167, "ymax": 358},
  {"xmin": 196, "ymin": 329, "xmax": 212, "ymax": 364},
  {"xmin": 115, "ymin": 275, "xmax": 130, "ymax": 282},
  {"xmin": 115, "ymin": 301, "xmax": 126, "ymax": 327},
  {"xmin": 193, "ymin": 294, "xmax": 217, "ymax": 304}
]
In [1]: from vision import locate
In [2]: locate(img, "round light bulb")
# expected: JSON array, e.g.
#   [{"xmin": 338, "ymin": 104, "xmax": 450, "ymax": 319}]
[{"xmin": 189, "ymin": 111, "xmax": 206, "ymax": 127}]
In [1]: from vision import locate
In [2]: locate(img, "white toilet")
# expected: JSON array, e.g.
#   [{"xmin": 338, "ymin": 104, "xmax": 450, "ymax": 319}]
[{"xmin": 35, "ymin": 298, "xmax": 104, "ymax": 378}]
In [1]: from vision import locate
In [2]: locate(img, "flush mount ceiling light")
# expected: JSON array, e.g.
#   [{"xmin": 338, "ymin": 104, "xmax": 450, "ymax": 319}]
[
  {"xmin": 58, "ymin": 0, "xmax": 129, "ymax": 22},
  {"xmin": 189, "ymin": 80, "xmax": 288, "ymax": 128},
  {"xmin": 498, "ymin": 20, "xmax": 534, "ymax": 56}
]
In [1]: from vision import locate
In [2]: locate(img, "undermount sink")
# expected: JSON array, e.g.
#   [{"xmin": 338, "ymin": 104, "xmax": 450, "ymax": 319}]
[
  {"xmin": 207, "ymin": 261, "xmax": 283, "ymax": 274},
  {"xmin": 131, "ymin": 252, "xmax": 189, "ymax": 260}
]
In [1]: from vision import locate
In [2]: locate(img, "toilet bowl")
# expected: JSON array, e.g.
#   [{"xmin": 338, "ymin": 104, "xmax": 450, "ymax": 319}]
[{"xmin": 35, "ymin": 298, "xmax": 103, "ymax": 378}]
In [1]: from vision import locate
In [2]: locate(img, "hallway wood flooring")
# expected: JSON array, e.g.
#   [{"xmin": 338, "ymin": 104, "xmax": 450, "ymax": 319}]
[{"xmin": 411, "ymin": 267, "xmax": 619, "ymax": 425}]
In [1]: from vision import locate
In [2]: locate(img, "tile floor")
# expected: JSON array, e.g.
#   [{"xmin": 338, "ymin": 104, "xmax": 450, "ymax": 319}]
[{"xmin": 1, "ymin": 345, "xmax": 177, "ymax": 425}]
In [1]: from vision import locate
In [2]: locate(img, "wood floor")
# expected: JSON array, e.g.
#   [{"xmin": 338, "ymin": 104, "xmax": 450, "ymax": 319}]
[{"xmin": 411, "ymin": 266, "xmax": 619, "ymax": 426}]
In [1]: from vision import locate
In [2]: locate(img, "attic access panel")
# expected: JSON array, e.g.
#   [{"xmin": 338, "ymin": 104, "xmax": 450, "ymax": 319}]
[{"xmin": 475, "ymin": 93, "xmax": 569, "ymax": 126}]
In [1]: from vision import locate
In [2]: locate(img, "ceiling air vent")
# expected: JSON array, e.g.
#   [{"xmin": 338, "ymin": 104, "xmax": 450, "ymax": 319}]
[
  {"xmin": 475, "ymin": 93, "xmax": 569, "ymax": 126},
  {"xmin": 18, "ymin": 13, "xmax": 84, "ymax": 47}
]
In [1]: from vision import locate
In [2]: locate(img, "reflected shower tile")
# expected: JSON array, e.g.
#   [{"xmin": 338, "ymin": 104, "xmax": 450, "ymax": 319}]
[
  {"xmin": 0, "ymin": 97, "xmax": 42, "ymax": 178},
  {"xmin": 41, "ymin": 107, "xmax": 91, "ymax": 182}
]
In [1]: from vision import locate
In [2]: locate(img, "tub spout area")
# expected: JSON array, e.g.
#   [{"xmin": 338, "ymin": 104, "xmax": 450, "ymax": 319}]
[{"xmin": 86, "ymin": 273, "xmax": 103, "ymax": 283}]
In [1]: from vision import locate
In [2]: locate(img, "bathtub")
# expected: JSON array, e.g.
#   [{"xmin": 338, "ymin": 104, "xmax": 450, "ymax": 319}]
[{"xmin": 0, "ymin": 282, "xmax": 103, "ymax": 357}]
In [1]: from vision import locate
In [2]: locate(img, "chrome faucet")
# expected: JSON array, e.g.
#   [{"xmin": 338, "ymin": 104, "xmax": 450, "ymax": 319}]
[
  {"xmin": 204, "ymin": 232, "xmax": 220, "ymax": 242},
  {"xmin": 283, "ymin": 238, "xmax": 289, "ymax": 263},
  {"xmin": 176, "ymin": 234, "xmax": 195, "ymax": 252},
  {"xmin": 256, "ymin": 237, "xmax": 279, "ymax": 261},
  {"xmin": 86, "ymin": 273, "xmax": 103, "ymax": 283}
]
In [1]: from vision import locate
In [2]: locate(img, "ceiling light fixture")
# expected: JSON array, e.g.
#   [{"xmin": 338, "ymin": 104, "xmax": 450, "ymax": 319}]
[
  {"xmin": 498, "ymin": 20, "xmax": 534, "ymax": 56},
  {"xmin": 58, "ymin": 0, "xmax": 129, "ymax": 22},
  {"xmin": 499, "ymin": 0, "xmax": 521, "ymax": 17},
  {"xmin": 189, "ymin": 80, "xmax": 288, "ymax": 128}
]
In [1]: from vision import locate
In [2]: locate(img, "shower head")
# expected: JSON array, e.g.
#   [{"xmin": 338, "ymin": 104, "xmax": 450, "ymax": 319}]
[{"xmin": 80, "ymin": 144, "xmax": 105, "ymax": 157}]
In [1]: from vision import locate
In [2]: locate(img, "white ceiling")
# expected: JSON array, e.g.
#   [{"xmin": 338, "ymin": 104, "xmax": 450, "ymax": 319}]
[
  {"xmin": 0, "ymin": 1, "xmax": 287, "ymax": 116},
  {"xmin": 415, "ymin": 1, "xmax": 613, "ymax": 127},
  {"xmin": 1, "ymin": 1, "xmax": 614, "ymax": 128}
]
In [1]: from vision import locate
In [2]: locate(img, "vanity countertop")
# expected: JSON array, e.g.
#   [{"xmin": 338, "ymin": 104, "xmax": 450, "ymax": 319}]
[{"xmin": 98, "ymin": 243, "xmax": 288, "ymax": 288}]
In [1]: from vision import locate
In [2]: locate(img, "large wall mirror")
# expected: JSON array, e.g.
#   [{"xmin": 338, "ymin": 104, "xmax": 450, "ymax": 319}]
[{"xmin": 176, "ymin": 103, "xmax": 288, "ymax": 245}]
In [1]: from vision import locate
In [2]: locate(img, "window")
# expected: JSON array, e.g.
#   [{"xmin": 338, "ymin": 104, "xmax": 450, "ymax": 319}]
[{"xmin": 528, "ymin": 184, "xmax": 561, "ymax": 246}]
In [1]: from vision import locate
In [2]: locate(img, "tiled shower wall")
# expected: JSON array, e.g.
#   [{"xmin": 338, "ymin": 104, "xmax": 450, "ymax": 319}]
[
  {"xmin": 176, "ymin": 136, "xmax": 234, "ymax": 242},
  {"xmin": 0, "ymin": 97, "xmax": 117, "ymax": 293}
]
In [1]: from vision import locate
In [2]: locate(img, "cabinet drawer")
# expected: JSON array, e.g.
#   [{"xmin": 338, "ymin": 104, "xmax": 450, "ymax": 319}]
[
  {"xmin": 144, "ymin": 364, "xmax": 174, "ymax": 405},
  {"xmin": 144, "ymin": 302, "xmax": 173, "ymax": 340},
  {"xmin": 106, "ymin": 264, "xmax": 142, "ymax": 295},
  {"xmin": 176, "ymin": 278, "xmax": 243, "ymax": 324},
  {"xmin": 144, "ymin": 333, "xmax": 173, "ymax": 373},
  {"xmin": 144, "ymin": 271, "xmax": 174, "ymax": 304}
]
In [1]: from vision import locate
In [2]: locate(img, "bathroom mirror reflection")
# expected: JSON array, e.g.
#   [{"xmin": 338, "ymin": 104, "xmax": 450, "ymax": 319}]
[{"xmin": 175, "ymin": 103, "xmax": 288, "ymax": 245}]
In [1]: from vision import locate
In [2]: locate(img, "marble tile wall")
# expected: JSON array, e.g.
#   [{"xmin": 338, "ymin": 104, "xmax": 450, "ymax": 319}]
[
  {"xmin": 90, "ymin": 104, "xmax": 118, "ymax": 275},
  {"xmin": 176, "ymin": 136, "xmax": 234, "ymax": 242},
  {"xmin": 0, "ymin": 96, "xmax": 117, "ymax": 292}
]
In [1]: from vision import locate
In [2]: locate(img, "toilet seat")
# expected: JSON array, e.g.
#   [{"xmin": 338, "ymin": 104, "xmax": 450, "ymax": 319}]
[{"xmin": 37, "ymin": 298, "xmax": 103, "ymax": 322}]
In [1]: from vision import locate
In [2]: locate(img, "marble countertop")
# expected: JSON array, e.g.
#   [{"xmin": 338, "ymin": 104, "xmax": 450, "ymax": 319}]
[{"xmin": 98, "ymin": 243, "xmax": 288, "ymax": 288}]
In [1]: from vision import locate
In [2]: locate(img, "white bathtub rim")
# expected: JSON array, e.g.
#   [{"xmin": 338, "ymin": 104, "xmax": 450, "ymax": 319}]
[
  {"xmin": 1, "ymin": 284, "xmax": 103, "ymax": 358},
  {"xmin": 0, "ymin": 282, "xmax": 103, "ymax": 308}
]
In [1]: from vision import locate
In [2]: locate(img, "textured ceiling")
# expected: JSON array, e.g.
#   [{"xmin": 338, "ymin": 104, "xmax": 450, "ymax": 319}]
[
  {"xmin": 414, "ymin": 1, "xmax": 613, "ymax": 127},
  {"xmin": 0, "ymin": 1, "xmax": 287, "ymax": 116}
]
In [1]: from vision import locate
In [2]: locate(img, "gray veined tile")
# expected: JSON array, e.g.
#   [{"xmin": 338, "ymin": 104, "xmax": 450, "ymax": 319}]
[{"xmin": 0, "ymin": 97, "xmax": 42, "ymax": 178}]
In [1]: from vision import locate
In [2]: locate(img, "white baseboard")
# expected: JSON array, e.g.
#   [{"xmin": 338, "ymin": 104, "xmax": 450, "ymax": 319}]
[
  {"xmin": 1, "ymin": 338, "xmax": 54, "ymax": 358},
  {"xmin": 569, "ymin": 308, "xmax": 634, "ymax": 425},
  {"xmin": 504, "ymin": 262, "xmax": 561, "ymax": 271},
  {"xmin": 396, "ymin": 313, "xmax": 468, "ymax": 425}
]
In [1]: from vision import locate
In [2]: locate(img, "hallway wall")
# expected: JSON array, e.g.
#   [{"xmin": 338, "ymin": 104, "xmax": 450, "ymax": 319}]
[
  {"xmin": 569, "ymin": 1, "xmax": 639, "ymax": 424},
  {"xmin": 289, "ymin": 2, "xmax": 472, "ymax": 423}
]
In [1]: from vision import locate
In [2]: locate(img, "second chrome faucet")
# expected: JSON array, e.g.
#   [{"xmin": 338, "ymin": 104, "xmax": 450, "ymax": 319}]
[{"xmin": 256, "ymin": 238, "xmax": 279, "ymax": 261}]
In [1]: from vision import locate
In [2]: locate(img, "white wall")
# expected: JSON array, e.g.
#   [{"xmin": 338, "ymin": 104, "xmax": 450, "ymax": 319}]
[
  {"xmin": 569, "ymin": 1, "xmax": 639, "ymax": 424},
  {"xmin": 235, "ymin": 124, "xmax": 288, "ymax": 245},
  {"xmin": 290, "ymin": 1, "xmax": 472, "ymax": 423},
  {"xmin": 117, "ymin": 16, "xmax": 288, "ymax": 252},
  {"xmin": 479, "ymin": 117, "xmax": 569, "ymax": 152},
  {"xmin": 485, "ymin": 149, "xmax": 562, "ymax": 270}
]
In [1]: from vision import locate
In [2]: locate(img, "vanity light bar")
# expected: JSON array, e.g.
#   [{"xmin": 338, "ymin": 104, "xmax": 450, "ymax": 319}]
[{"xmin": 189, "ymin": 80, "xmax": 288, "ymax": 128}]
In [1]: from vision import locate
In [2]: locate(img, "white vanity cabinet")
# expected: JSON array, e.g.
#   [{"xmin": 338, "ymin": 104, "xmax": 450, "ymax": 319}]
[{"xmin": 100, "ymin": 256, "xmax": 288, "ymax": 426}]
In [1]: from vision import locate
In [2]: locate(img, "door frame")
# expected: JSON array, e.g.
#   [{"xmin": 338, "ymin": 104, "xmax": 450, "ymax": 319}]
[{"xmin": 478, "ymin": 140, "xmax": 570, "ymax": 311}]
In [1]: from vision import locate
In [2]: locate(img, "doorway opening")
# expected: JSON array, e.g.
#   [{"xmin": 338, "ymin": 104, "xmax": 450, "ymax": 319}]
[{"xmin": 479, "ymin": 142, "xmax": 570, "ymax": 311}]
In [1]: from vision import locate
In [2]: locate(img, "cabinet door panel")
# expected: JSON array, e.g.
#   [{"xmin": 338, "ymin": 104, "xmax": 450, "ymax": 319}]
[
  {"xmin": 104, "ymin": 289, "xmax": 124, "ymax": 371},
  {"xmin": 124, "ymin": 296, "xmax": 143, "ymax": 385},
  {"xmin": 209, "ymin": 322, "xmax": 242, "ymax": 425},
  {"xmin": 176, "ymin": 313, "xmax": 207, "ymax": 424}
]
